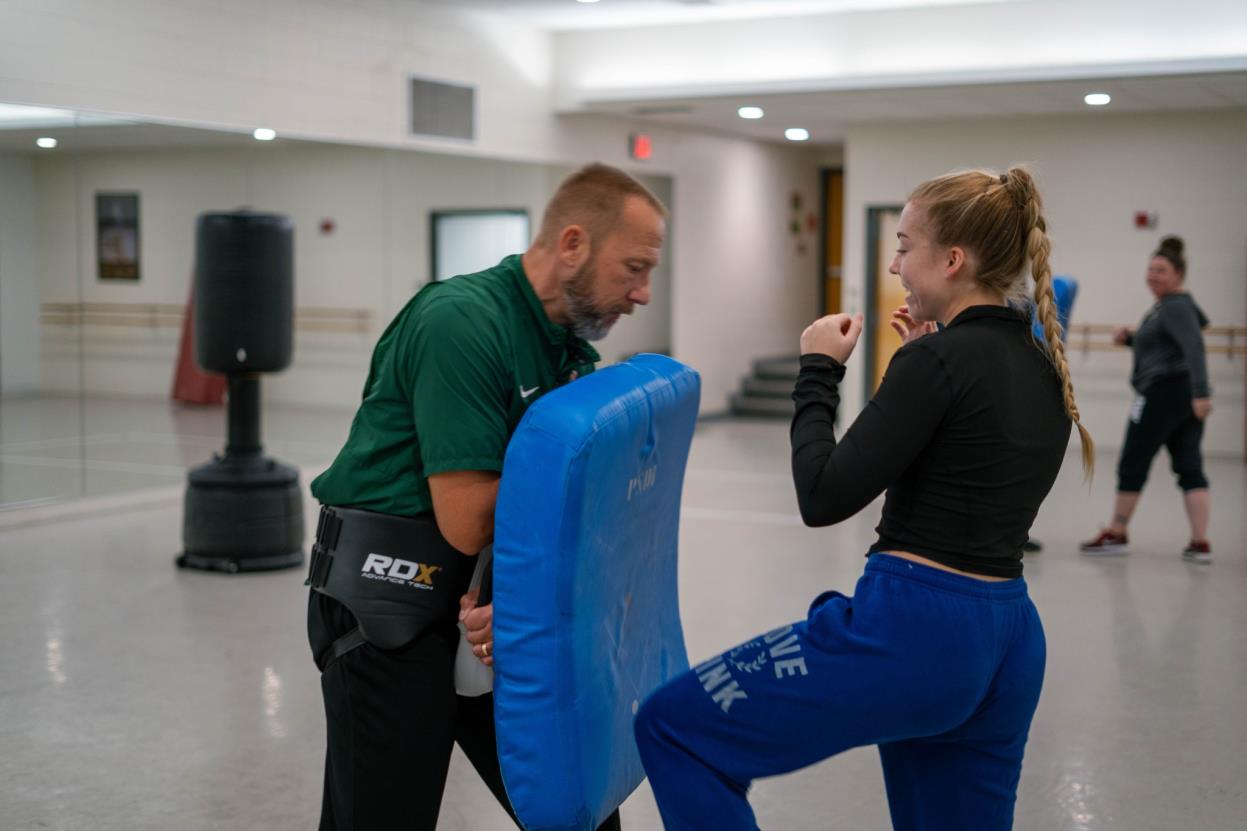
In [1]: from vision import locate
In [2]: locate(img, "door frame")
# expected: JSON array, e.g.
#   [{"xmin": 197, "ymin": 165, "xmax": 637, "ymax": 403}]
[{"xmin": 863, "ymin": 204, "xmax": 904, "ymax": 401}]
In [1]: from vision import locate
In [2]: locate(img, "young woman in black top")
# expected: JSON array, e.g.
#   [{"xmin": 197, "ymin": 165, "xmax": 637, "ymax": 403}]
[
  {"xmin": 1080, "ymin": 235, "xmax": 1213, "ymax": 563},
  {"xmin": 634, "ymin": 167, "xmax": 1092, "ymax": 831}
]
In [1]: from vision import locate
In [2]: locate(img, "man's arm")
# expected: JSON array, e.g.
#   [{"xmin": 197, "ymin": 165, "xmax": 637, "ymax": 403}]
[
  {"xmin": 428, "ymin": 470, "xmax": 500, "ymax": 555},
  {"xmin": 433, "ymin": 469, "xmax": 501, "ymax": 667},
  {"xmin": 406, "ymin": 297, "xmax": 509, "ymax": 554}
]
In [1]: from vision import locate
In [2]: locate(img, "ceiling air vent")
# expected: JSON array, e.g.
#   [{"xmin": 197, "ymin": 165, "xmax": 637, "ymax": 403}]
[{"xmin": 409, "ymin": 76, "xmax": 475, "ymax": 141}]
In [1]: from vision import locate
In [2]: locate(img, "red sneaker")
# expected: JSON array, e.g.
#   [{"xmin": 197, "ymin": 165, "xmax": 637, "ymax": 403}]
[
  {"xmin": 1080, "ymin": 529, "xmax": 1129, "ymax": 556},
  {"xmin": 1181, "ymin": 540, "xmax": 1212, "ymax": 564}
]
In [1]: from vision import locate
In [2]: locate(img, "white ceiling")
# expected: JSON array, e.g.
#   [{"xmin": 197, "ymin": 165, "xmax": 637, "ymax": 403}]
[
  {"xmin": 7, "ymin": 71, "xmax": 1244, "ymax": 154},
  {"xmin": 483, "ymin": 0, "xmax": 1247, "ymax": 146},
  {"xmin": 583, "ymin": 70, "xmax": 1247, "ymax": 145},
  {"xmin": 3, "ymin": 3, "xmax": 1244, "ymax": 152},
  {"xmin": 432, "ymin": 0, "xmax": 1021, "ymax": 30}
]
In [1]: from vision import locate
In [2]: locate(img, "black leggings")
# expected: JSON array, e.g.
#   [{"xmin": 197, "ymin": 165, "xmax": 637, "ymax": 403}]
[
  {"xmin": 308, "ymin": 592, "xmax": 623, "ymax": 831},
  {"xmin": 1116, "ymin": 375, "xmax": 1208, "ymax": 493}
]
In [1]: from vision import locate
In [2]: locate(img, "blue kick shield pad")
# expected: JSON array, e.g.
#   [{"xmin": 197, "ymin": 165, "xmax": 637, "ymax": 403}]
[
  {"xmin": 1031, "ymin": 274, "xmax": 1078, "ymax": 344},
  {"xmin": 492, "ymin": 354, "xmax": 700, "ymax": 831}
]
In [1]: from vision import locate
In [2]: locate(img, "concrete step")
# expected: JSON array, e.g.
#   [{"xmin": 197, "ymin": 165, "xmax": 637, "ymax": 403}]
[
  {"xmin": 752, "ymin": 356, "xmax": 800, "ymax": 381},
  {"xmin": 730, "ymin": 392, "xmax": 793, "ymax": 418},
  {"xmin": 741, "ymin": 376, "xmax": 793, "ymax": 398}
]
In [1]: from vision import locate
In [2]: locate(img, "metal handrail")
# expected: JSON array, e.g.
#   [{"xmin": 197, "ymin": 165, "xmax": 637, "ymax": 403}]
[
  {"xmin": 39, "ymin": 302, "xmax": 374, "ymax": 334},
  {"xmin": 1065, "ymin": 323, "xmax": 1247, "ymax": 357}
]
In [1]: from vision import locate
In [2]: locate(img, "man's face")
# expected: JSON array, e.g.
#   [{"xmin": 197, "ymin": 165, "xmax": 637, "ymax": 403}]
[{"xmin": 563, "ymin": 197, "xmax": 665, "ymax": 342}]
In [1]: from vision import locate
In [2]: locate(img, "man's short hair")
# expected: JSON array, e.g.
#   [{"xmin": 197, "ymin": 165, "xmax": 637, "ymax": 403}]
[{"xmin": 537, "ymin": 163, "xmax": 667, "ymax": 249}]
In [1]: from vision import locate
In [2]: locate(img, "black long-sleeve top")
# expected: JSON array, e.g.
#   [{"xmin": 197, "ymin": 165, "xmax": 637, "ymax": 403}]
[
  {"xmin": 1124, "ymin": 293, "xmax": 1211, "ymax": 398},
  {"xmin": 791, "ymin": 306, "xmax": 1072, "ymax": 578}
]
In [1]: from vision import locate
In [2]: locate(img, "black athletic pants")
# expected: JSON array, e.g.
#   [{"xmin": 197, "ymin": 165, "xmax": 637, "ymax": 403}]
[
  {"xmin": 1117, "ymin": 374, "xmax": 1208, "ymax": 493},
  {"xmin": 309, "ymin": 591, "xmax": 623, "ymax": 830}
]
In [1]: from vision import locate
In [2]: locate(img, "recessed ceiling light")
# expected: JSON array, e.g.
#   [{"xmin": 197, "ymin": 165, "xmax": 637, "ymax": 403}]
[
  {"xmin": 576, "ymin": 0, "xmax": 601, "ymax": 4},
  {"xmin": 785, "ymin": 127, "xmax": 810, "ymax": 142},
  {"xmin": 36, "ymin": 137, "xmax": 58, "ymax": 149},
  {"xmin": 253, "ymin": 127, "xmax": 277, "ymax": 141},
  {"xmin": 738, "ymin": 106, "xmax": 764, "ymax": 120},
  {"xmin": 1084, "ymin": 93, "xmax": 1111, "ymax": 107}
]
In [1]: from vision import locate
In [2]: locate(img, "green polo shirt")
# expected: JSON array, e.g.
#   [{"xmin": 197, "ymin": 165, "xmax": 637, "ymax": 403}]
[{"xmin": 310, "ymin": 255, "xmax": 599, "ymax": 517}]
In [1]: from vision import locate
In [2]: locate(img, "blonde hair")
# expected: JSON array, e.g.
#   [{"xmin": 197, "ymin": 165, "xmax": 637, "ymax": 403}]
[
  {"xmin": 537, "ymin": 163, "xmax": 666, "ymax": 249},
  {"xmin": 909, "ymin": 166, "xmax": 1095, "ymax": 476}
]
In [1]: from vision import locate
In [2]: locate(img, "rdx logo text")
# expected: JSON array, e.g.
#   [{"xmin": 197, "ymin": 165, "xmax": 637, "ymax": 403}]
[{"xmin": 361, "ymin": 554, "xmax": 441, "ymax": 590}]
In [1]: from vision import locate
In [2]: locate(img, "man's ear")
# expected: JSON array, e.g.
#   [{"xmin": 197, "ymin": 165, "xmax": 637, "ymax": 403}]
[{"xmin": 557, "ymin": 224, "xmax": 591, "ymax": 269}]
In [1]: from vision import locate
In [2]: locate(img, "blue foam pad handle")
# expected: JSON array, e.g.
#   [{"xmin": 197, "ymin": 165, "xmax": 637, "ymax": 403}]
[{"xmin": 492, "ymin": 354, "xmax": 700, "ymax": 831}]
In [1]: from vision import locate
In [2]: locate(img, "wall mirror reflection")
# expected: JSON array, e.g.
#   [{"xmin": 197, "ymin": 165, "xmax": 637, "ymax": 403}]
[{"xmin": 0, "ymin": 104, "xmax": 672, "ymax": 512}]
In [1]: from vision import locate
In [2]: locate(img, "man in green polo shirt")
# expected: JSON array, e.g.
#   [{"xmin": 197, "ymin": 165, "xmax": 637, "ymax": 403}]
[{"xmin": 306, "ymin": 163, "xmax": 666, "ymax": 830}]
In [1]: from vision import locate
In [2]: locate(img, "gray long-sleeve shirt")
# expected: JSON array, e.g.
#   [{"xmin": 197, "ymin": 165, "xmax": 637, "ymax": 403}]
[{"xmin": 1126, "ymin": 293, "xmax": 1211, "ymax": 398}]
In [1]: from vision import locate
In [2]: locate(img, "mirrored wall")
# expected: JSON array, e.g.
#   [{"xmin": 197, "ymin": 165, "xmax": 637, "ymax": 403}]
[{"xmin": 0, "ymin": 103, "xmax": 674, "ymax": 510}]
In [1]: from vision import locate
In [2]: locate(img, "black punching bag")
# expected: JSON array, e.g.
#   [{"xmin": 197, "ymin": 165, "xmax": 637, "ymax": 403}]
[{"xmin": 178, "ymin": 211, "xmax": 304, "ymax": 573}]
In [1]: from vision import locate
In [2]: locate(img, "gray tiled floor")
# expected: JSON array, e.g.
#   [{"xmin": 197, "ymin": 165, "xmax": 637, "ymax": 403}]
[
  {"xmin": 1, "ymin": 403, "xmax": 1244, "ymax": 830},
  {"xmin": 0, "ymin": 396, "xmax": 348, "ymax": 508}
]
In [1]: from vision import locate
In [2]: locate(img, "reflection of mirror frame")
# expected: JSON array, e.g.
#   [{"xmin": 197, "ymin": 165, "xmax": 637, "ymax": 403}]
[
  {"xmin": 96, "ymin": 192, "xmax": 141, "ymax": 281},
  {"xmin": 429, "ymin": 209, "xmax": 529, "ymax": 283}
]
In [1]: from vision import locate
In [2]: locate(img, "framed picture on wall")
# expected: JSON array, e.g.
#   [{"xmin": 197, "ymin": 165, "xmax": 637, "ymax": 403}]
[{"xmin": 96, "ymin": 192, "xmax": 140, "ymax": 281}]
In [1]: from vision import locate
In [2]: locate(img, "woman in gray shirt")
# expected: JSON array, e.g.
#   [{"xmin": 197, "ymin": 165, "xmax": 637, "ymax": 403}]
[{"xmin": 1081, "ymin": 236, "xmax": 1213, "ymax": 562}]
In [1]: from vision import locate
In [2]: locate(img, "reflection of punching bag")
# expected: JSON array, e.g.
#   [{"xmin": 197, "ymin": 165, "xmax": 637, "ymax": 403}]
[{"xmin": 177, "ymin": 211, "xmax": 304, "ymax": 573}]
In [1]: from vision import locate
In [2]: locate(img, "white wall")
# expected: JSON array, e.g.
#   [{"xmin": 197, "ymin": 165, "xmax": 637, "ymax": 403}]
[
  {"xmin": 0, "ymin": 0, "xmax": 556, "ymax": 163},
  {"xmin": 7, "ymin": 0, "xmax": 1246, "ymax": 143},
  {"xmin": 29, "ymin": 142, "xmax": 684, "ymax": 408},
  {"xmin": 0, "ymin": 0, "xmax": 957, "ymax": 418},
  {"xmin": 556, "ymin": 115, "xmax": 824, "ymax": 413},
  {"xmin": 0, "ymin": 0, "xmax": 895, "ymax": 415},
  {"xmin": 25, "ymin": 116, "xmax": 821, "ymax": 416},
  {"xmin": 34, "ymin": 147, "xmax": 251, "ymax": 396},
  {"xmin": 0, "ymin": 153, "xmax": 40, "ymax": 393},
  {"xmin": 841, "ymin": 109, "xmax": 1247, "ymax": 457}
]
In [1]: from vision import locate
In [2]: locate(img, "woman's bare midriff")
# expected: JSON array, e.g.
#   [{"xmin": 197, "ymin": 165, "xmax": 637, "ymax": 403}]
[{"xmin": 879, "ymin": 550, "xmax": 1013, "ymax": 582}]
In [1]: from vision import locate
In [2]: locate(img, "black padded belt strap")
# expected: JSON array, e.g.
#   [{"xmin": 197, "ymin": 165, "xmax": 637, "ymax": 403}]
[
  {"xmin": 317, "ymin": 626, "xmax": 367, "ymax": 673},
  {"xmin": 306, "ymin": 506, "xmax": 343, "ymax": 589},
  {"xmin": 306, "ymin": 505, "xmax": 475, "ymax": 651}
]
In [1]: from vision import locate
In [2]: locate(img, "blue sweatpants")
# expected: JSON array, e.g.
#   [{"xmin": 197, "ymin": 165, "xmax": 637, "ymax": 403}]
[{"xmin": 634, "ymin": 554, "xmax": 1046, "ymax": 831}]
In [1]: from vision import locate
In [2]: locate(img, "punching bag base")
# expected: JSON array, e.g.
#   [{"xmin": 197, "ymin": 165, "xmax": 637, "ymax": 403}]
[
  {"xmin": 176, "ymin": 549, "xmax": 304, "ymax": 574},
  {"xmin": 178, "ymin": 454, "xmax": 305, "ymax": 574}
]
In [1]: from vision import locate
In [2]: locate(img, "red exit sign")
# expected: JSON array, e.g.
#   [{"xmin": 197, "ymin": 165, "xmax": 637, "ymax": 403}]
[{"xmin": 629, "ymin": 133, "xmax": 652, "ymax": 161}]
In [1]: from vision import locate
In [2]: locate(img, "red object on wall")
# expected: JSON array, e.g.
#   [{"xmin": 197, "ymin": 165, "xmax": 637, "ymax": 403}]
[
  {"xmin": 171, "ymin": 276, "xmax": 226, "ymax": 405},
  {"xmin": 629, "ymin": 133, "xmax": 653, "ymax": 161}
]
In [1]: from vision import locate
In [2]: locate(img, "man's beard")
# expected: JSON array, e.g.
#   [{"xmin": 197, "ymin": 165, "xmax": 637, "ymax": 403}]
[{"xmin": 563, "ymin": 258, "xmax": 619, "ymax": 342}]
